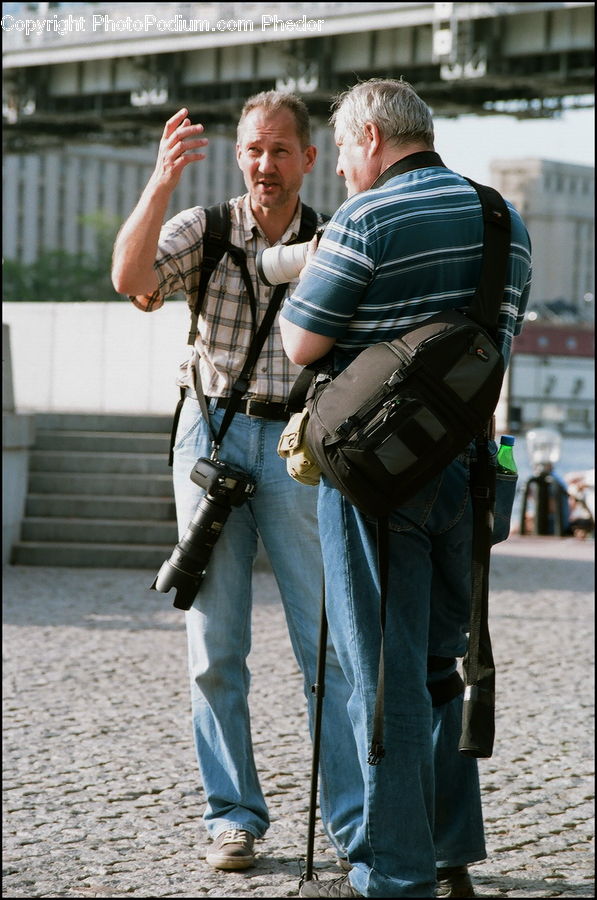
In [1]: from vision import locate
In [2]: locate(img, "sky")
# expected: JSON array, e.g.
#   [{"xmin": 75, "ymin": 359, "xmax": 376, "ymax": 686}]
[{"xmin": 433, "ymin": 106, "xmax": 595, "ymax": 185}]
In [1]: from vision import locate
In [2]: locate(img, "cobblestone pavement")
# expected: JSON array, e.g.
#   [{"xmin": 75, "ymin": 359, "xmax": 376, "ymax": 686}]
[{"xmin": 3, "ymin": 536, "xmax": 594, "ymax": 898}]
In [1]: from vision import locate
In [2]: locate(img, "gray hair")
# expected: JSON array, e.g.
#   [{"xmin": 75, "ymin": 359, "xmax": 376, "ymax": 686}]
[
  {"xmin": 237, "ymin": 90, "xmax": 312, "ymax": 149},
  {"xmin": 331, "ymin": 78, "xmax": 434, "ymax": 148}
]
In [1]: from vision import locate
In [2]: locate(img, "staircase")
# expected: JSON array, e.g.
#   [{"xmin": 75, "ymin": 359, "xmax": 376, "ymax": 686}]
[{"xmin": 11, "ymin": 413, "xmax": 179, "ymax": 568}]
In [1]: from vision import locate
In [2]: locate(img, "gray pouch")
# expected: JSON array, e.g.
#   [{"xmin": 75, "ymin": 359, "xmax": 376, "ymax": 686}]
[{"xmin": 492, "ymin": 470, "xmax": 518, "ymax": 544}]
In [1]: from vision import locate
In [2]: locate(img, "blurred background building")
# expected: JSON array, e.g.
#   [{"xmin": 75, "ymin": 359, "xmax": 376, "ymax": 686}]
[{"xmin": 490, "ymin": 158, "xmax": 594, "ymax": 323}]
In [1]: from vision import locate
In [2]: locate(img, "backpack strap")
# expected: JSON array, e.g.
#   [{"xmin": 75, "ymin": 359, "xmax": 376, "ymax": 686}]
[
  {"xmin": 169, "ymin": 202, "xmax": 231, "ymax": 465},
  {"xmin": 187, "ymin": 201, "xmax": 231, "ymax": 345}
]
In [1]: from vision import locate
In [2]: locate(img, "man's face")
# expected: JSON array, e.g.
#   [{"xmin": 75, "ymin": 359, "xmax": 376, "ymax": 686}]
[
  {"xmin": 236, "ymin": 108, "xmax": 316, "ymax": 212},
  {"xmin": 335, "ymin": 125, "xmax": 372, "ymax": 197}
]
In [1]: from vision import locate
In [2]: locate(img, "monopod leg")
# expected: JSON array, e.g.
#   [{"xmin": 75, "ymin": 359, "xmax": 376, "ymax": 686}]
[{"xmin": 302, "ymin": 588, "xmax": 327, "ymax": 885}]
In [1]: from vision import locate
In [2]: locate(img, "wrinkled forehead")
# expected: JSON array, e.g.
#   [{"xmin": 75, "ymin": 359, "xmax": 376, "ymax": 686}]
[{"xmin": 238, "ymin": 107, "xmax": 301, "ymax": 148}]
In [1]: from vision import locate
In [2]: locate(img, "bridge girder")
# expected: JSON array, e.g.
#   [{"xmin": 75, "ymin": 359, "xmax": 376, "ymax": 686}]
[{"xmin": 2, "ymin": 2, "xmax": 594, "ymax": 151}]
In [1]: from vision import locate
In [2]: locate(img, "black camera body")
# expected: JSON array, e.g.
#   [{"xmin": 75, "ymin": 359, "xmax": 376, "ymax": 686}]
[
  {"xmin": 152, "ymin": 457, "xmax": 256, "ymax": 610},
  {"xmin": 190, "ymin": 457, "xmax": 256, "ymax": 507}
]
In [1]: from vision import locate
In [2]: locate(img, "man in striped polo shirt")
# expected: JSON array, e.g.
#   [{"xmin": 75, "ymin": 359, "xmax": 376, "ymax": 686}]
[{"xmin": 280, "ymin": 79, "xmax": 532, "ymax": 898}]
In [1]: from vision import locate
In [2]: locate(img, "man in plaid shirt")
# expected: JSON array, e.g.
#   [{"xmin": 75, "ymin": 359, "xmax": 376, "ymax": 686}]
[{"xmin": 111, "ymin": 92, "xmax": 360, "ymax": 874}]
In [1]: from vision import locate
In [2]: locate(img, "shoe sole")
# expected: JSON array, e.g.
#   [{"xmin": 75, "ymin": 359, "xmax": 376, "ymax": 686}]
[{"xmin": 205, "ymin": 854, "xmax": 255, "ymax": 871}]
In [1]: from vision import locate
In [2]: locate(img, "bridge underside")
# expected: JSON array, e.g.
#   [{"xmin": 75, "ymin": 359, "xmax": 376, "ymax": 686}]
[
  {"xmin": 4, "ymin": 55, "xmax": 593, "ymax": 151},
  {"xmin": 3, "ymin": 2, "xmax": 594, "ymax": 152}
]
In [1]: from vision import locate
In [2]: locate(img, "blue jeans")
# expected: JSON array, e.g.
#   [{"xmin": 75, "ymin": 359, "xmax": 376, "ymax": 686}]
[
  {"xmin": 317, "ymin": 453, "xmax": 486, "ymax": 897},
  {"xmin": 172, "ymin": 397, "xmax": 362, "ymax": 847}
]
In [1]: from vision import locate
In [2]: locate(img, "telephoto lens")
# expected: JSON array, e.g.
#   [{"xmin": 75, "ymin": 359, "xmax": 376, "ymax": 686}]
[
  {"xmin": 151, "ymin": 457, "xmax": 256, "ymax": 610},
  {"xmin": 256, "ymin": 225, "xmax": 326, "ymax": 286},
  {"xmin": 256, "ymin": 241, "xmax": 310, "ymax": 286}
]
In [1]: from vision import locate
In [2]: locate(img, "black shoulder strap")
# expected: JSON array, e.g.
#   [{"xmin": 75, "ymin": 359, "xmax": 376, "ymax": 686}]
[
  {"xmin": 169, "ymin": 203, "xmax": 231, "ymax": 465},
  {"xmin": 296, "ymin": 204, "xmax": 321, "ymax": 243},
  {"xmin": 187, "ymin": 201, "xmax": 231, "ymax": 345},
  {"xmin": 459, "ymin": 430, "xmax": 496, "ymax": 758},
  {"xmin": 465, "ymin": 180, "xmax": 511, "ymax": 336}
]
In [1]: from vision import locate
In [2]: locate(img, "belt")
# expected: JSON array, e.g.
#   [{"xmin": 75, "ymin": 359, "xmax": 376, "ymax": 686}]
[{"xmin": 184, "ymin": 387, "xmax": 290, "ymax": 421}]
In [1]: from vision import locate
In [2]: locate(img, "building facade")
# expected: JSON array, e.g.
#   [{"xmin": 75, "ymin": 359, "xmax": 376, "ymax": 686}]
[
  {"xmin": 490, "ymin": 158, "xmax": 595, "ymax": 322},
  {"xmin": 2, "ymin": 126, "xmax": 348, "ymax": 265},
  {"xmin": 507, "ymin": 322, "xmax": 594, "ymax": 437}
]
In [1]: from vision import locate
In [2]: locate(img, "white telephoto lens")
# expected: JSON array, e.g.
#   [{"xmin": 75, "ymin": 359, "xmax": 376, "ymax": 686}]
[{"xmin": 256, "ymin": 242, "xmax": 310, "ymax": 286}]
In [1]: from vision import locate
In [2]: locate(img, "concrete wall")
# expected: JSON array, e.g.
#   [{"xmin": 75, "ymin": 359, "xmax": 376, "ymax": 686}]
[
  {"xmin": 3, "ymin": 300, "xmax": 514, "ymax": 432},
  {"xmin": 3, "ymin": 323, "xmax": 35, "ymax": 563},
  {"xmin": 3, "ymin": 301, "xmax": 193, "ymax": 414}
]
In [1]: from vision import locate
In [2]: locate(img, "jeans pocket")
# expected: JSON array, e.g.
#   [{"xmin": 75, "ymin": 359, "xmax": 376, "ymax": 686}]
[
  {"xmin": 493, "ymin": 472, "xmax": 518, "ymax": 544},
  {"xmin": 173, "ymin": 398, "xmax": 203, "ymax": 454}
]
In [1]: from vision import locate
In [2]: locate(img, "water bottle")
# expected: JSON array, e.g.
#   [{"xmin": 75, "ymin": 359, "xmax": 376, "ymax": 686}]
[{"xmin": 497, "ymin": 434, "xmax": 517, "ymax": 475}]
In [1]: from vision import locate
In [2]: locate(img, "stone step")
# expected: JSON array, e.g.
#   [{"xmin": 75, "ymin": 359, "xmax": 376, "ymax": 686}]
[
  {"xmin": 30, "ymin": 450, "xmax": 170, "ymax": 476},
  {"xmin": 34, "ymin": 430, "xmax": 170, "ymax": 454},
  {"xmin": 25, "ymin": 494, "xmax": 176, "ymax": 520},
  {"xmin": 34, "ymin": 412, "xmax": 173, "ymax": 433},
  {"xmin": 14, "ymin": 412, "xmax": 180, "ymax": 569},
  {"xmin": 21, "ymin": 517, "xmax": 178, "ymax": 545},
  {"xmin": 28, "ymin": 472, "xmax": 174, "ymax": 497},
  {"xmin": 11, "ymin": 541, "xmax": 175, "ymax": 569}
]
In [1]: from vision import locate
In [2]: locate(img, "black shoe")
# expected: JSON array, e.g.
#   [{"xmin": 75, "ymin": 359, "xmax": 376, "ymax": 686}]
[
  {"xmin": 300, "ymin": 874, "xmax": 363, "ymax": 897},
  {"xmin": 436, "ymin": 865, "xmax": 475, "ymax": 898}
]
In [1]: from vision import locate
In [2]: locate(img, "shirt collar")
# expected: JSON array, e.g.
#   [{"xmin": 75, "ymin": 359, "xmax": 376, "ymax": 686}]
[
  {"xmin": 372, "ymin": 151, "xmax": 446, "ymax": 189},
  {"xmin": 241, "ymin": 193, "xmax": 303, "ymax": 246}
]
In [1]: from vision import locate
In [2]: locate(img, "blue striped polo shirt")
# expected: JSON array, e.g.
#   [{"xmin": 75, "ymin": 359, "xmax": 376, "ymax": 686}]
[{"xmin": 281, "ymin": 164, "xmax": 532, "ymax": 366}]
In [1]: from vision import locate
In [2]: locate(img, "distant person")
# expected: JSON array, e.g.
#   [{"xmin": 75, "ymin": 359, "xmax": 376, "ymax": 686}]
[{"xmin": 565, "ymin": 469, "xmax": 595, "ymax": 539}]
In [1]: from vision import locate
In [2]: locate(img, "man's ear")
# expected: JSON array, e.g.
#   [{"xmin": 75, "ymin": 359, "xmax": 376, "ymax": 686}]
[
  {"xmin": 304, "ymin": 144, "xmax": 317, "ymax": 174},
  {"xmin": 363, "ymin": 122, "xmax": 382, "ymax": 156}
]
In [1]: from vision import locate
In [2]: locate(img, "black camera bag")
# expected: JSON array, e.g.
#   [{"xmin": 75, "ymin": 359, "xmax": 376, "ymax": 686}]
[{"xmin": 302, "ymin": 179, "xmax": 511, "ymax": 518}]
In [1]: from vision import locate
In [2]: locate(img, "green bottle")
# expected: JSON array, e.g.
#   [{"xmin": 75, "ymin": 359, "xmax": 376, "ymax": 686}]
[{"xmin": 496, "ymin": 435, "xmax": 517, "ymax": 474}]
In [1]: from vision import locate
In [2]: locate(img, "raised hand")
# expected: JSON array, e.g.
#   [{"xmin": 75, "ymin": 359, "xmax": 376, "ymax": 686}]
[{"xmin": 153, "ymin": 107, "xmax": 209, "ymax": 189}]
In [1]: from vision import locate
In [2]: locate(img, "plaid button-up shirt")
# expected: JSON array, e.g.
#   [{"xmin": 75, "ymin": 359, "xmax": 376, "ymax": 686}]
[{"xmin": 132, "ymin": 194, "xmax": 323, "ymax": 403}]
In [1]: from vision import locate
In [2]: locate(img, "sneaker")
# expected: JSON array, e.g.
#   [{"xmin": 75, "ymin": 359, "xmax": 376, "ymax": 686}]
[
  {"xmin": 300, "ymin": 874, "xmax": 363, "ymax": 897},
  {"xmin": 436, "ymin": 865, "xmax": 475, "ymax": 898},
  {"xmin": 205, "ymin": 828, "xmax": 255, "ymax": 870}
]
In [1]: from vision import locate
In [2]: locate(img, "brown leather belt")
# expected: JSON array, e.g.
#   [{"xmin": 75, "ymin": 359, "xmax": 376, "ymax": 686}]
[{"xmin": 184, "ymin": 388, "xmax": 290, "ymax": 422}]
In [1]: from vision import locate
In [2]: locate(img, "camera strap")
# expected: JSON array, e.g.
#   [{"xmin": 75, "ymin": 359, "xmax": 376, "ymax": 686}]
[
  {"xmin": 192, "ymin": 203, "xmax": 320, "ymax": 455},
  {"xmin": 196, "ymin": 279, "xmax": 289, "ymax": 454}
]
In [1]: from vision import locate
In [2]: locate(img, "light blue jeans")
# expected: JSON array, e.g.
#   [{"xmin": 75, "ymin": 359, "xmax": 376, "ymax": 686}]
[
  {"xmin": 317, "ymin": 452, "xmax": 486, "ymax": 897},
  {"xmin": 172, "ymin": 397, "xmax": 361, "ymax": 848}
]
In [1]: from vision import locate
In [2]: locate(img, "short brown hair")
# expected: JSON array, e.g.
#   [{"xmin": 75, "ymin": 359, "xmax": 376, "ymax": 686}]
[{"xmin": 237, "ymin": 91, "xmax": 312, "ymax": 148}]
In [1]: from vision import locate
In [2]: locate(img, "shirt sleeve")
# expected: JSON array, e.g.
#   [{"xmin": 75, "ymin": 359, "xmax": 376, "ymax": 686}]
[
  {"xmin": 280, "ymin": 204, "xmax": 374, "ymax": 338},
  {"xmin": 129, "ymin": 206, "xmax": 207, "ymax": 310},
  {"xmin": 154, "ymin": 206, "xmax": 206, "ymax": 299}
]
